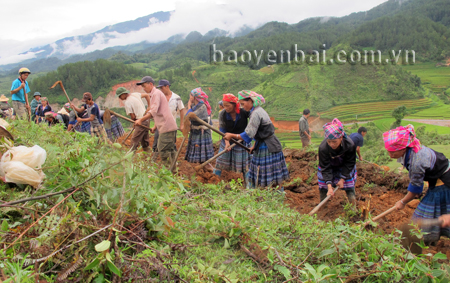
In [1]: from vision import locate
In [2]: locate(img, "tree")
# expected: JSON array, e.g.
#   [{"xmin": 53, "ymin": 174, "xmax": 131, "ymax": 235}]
[{"xmin": 391, "ymin": 105, "xmax": 407, "ymax": 129}]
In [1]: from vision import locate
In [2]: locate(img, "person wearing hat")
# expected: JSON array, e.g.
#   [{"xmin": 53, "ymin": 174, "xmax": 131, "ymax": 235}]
[
  {"xmin": 224, "ymin": 90, "xmax": 289, "ymax": 188},
  {"xmin": 10, "ymin": 67, "xmax": 31, "ymax": 120},
  {"xmin": 153, "ymin": 79, "xmax": 187, "ymax": 152},
  {"xmin": 30, "ymin": 92, "xmax": 42, "ymax": 122},
  {"xmin": 135, "ymin": 76, "xmax": 178, "ymax": 168},
  {"xmin": 317, "ymin": 118, "xmax": 357, "ymax": 204},
  {"xmin": 35, "ymin": 97, "xmax": 52, "ymax": 123},
  {"xmin": 0, "ymin": 95, "xmax": 13, "ymax": 118},
  {"xmin": 44, "ymin": 111, "xmax": 69, "ymax": 128},
  {"xmin": 71, "ymin": 92, "xmax": 108, "ymax": 143},
  {"xmin": 116, "ymin": 87, "xmax": 151, "ymax": 151},
  {"xmin": 384, "ymin": 125, "xmax": 450, "ymax": 244}
]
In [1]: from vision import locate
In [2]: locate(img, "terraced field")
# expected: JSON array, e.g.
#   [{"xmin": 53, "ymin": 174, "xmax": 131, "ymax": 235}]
[{"xmin": 320, "ymin": 98, "xmax": 434, "ymax": 122}]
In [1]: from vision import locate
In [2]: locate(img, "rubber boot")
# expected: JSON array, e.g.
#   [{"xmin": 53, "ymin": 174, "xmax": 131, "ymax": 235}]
[
  {"xmin": 213, "ymin": 169, "xmax": 222, "ymax": 177},
  {"xmin": 345, "ymin": 189, "xmax": 356, "ymax": 205}
]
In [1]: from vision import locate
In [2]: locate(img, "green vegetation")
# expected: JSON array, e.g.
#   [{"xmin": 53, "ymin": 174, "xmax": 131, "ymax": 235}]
[
  {"xmin": 31, "ymin": 60, "xmax": 149, "ymax": 104},
  {"xmin": 402, "ymin": 62, "xmax": 450, "ymax": 93},
  {"xmin": 2, "ymin": 119, "xmax": 450, "ymax": 282},
  {"xmin": 321, "ymin": 98, "xmax": 432, "ymax": 123},
  {"xmin": 373, "ymin": 118, "xmax": 450, "ymax": 134}
]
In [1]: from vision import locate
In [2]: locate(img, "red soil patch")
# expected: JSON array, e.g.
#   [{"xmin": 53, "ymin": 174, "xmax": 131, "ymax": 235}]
[{"xmin": 117, "ymin": 136, "xmax": 450, "ymax": 255}]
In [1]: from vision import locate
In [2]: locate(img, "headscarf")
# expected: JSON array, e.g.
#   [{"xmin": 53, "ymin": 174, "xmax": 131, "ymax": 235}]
[
  {"xmin": 222, "ymin": 93, "xmax": 240, "ymax": 114},
  {"xmin": 383, "ymin": 124, "xmax": 421, "ymax": 153},
  {"xmin": 41, "ymin": 97, "xmax": 48, "ymax": 102},
  {"xmin": 323, "ymin": 118, "xmax": 346, "ymax": 140},
  {"xmin": 237, "ymin": 90, "xmax": 265, "ymax": 107},
  {"xmin": 64, "ymin": 102, "xmax": 72, "ymax": 112},
  {"xmin": 191, "ymin": 87, "xmax": 211, "ymax": 115},
  {"xmin": 44, "ymin": 111, "xmax": 57, "ymax": 119}
]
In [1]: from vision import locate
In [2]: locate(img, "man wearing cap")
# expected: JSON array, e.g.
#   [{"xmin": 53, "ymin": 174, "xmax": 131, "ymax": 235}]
[
  {"xmin": 299, "ymin": 109, "xmax": 311, "ymax": 148},
  {"xmin": 10, "ymin": 67, "xmax": 31, "ymax": 119},
  {"xmin": 152, "ymin": 79, "xmax": 187, "ymax": 152},
  {"xmin": 135, "ymin": 76, "xmax": 178, "ymax": 168},
  {"xmin": 71, "ymin": 92, "xmax": 108, "ymax": 143},
  {"xmin": 116, "ymin": 87, "xmax": 151, "ymax": 151},
  {"xmin": 30, "ymin": 92, "xmax": 41, "ymax": 122}
]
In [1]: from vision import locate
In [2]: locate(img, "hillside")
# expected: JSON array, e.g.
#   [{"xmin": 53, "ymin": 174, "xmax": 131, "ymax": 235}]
[{"xmin": 2, "ymin": 120, "xmax": 450, "ymax": 281}]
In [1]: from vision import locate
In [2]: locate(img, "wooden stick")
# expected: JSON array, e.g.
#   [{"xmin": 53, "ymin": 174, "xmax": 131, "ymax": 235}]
[
  {"xmin": 308, "ymin": 187, "xmax": 339, "ymax": 216},
  {"xmin": 50, "ymin": 81, "xmax": 71, "ymax": 105},
  {"xmin": 108, "ymin": 110, "xmax": 151, "ymax": 131},
  {"xmin": 362, "ymin": 206, "xmax": 396, "ymax": 227},
  {"xmin": 187, "ymin": 113, "xmax": 251, "ymax": 152},
  {"xmin": 194, "ymin": 143, "xmax": 238, "ymax": 171},
  {"xmin": 121, "ymin": 127, "xmax": 135, "ymax": 146},
  {"xmin": 169, "ymin": 136, "xmax": 187, "ymax": 172}
]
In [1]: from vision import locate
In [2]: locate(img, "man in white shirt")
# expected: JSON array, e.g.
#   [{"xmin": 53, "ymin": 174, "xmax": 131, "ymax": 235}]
[
  {"xmin": 152, "ymin": 79, "xmax": 187, "ymax": 152},
  {"xmin": 116, "ymin": 87, "xmax": 151, "ymax": 151}
]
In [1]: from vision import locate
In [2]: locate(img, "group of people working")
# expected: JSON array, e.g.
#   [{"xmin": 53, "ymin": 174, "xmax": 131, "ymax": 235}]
[
  {"xmin": 8, "ymin": 67, "xmax": 450, "ymax": 243},
  {"xmin": 317, "ymin": 118, "xmax": 450, "ymax": 243},
  {"xmin": 116, "ymin": 76, "xmax": 290, "ymax": 188}
]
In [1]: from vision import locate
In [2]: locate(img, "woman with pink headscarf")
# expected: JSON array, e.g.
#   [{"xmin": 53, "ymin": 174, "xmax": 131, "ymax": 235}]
[
  {"xmin": 185, "ymin": 88, "xmax": 214, "ymax": 170},
  {"xmin": 384, "ymin": 124, "xmax": 450, "ymax": 244},
  {"xmin": 318, "ymin": 118, "xmax": 357, "ymax": 204}
]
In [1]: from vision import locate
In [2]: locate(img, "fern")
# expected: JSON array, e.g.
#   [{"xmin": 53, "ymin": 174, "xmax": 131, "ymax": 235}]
[{"xmin": 56, "ymin": 255, "xmax": 83, "ymax": 282}]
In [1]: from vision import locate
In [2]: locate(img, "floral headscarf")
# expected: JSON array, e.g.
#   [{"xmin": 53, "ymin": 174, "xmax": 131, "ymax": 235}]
[
  {"xmin": 191, "ymin": 87, "xmax": 211, "ymax": 115},
  {"xmin": 237, "ymin": 90, "xmax": 265, "ymax": 107}
]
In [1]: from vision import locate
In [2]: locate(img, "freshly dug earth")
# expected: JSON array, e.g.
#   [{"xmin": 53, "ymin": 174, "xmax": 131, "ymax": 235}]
[
  {"xmin": 283, "ymin": 148, "xmax": 450, "ymax": 258},
  {"xmin": 118, "ymin": 135, "xmax": 450, "ymax": 256}
]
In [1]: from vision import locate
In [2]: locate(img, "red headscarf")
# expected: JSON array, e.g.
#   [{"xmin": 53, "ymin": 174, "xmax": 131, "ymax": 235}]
[{"xmin": 222, "ymin": 93, "xmax": 240, "ymax": 114}]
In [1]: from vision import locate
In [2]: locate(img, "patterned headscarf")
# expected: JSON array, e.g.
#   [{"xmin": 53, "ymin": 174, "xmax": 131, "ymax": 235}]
[
  {"xmin": 237, "ymin": 90, "xmax": 265, "ymax": 107},
  {"xmin": 41, "ymin": 97, "xmax": 48, "ymax": 102},
  {"xmin": 64, "ymin": 102, "xmax": 72, "ymax": 112},
  {"xmin": 44, "ymin": 111, "xmax": 57, "ymax": 118},
  {"xmin": 222, "ymin": 93, "xmax": 240, "ymax": 114},
  {"xmin": 323, "ymin": 118, "xmax": 346, "ymax": 140},
  {"xmin": 383, "ymin": 124, "xmax": 421, "ymax": 153},
  {"xmin": 191, "ymin": 87, "xmax": 211, "ymax": 115}
]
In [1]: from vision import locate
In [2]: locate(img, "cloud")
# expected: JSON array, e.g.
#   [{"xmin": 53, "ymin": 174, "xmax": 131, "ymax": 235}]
[{"xmin": 0, "ymin": 0, "xmax": 389, "ymax": 63}]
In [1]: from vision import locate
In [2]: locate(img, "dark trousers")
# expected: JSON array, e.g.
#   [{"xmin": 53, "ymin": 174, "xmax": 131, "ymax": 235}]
[{"xmin": 153, "ymin": 128, "xmax": 177, "ymax": 152}]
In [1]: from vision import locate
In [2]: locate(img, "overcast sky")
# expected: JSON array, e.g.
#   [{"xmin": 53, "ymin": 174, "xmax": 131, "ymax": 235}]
[{"xmin": 0, "ymin": 0, "xmax": 389, "ymax": 65}]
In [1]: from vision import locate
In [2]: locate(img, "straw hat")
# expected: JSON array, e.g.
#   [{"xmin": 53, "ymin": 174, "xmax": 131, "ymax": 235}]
[{"xmin": 0, "ymin": 95, "xmax": 9, "ymax": 102}]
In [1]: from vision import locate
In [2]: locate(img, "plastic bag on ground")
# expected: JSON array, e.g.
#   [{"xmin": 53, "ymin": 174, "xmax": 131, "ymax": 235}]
[
  {"xmin": 2, "ymin": 161, "xmax": 44, "ymax": 188},
  {"xmin": 1, "ymin": 145, "xmax": 47, "ymax": 168},
  {"xmin": 0, "ymin": 145, "xmax": 47, "ymax": 188}
]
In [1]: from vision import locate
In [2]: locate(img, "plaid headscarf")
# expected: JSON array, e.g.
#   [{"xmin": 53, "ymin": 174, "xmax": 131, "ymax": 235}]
[
  {"xmin": 238, "ymin": 90, "xmax": 265, "ymax": 107},
  {"xmin": 222, "ymin": 93, "xmax": 240, "ymax": 114},
  {"xmin": 191, "ymin": 87, "xmax": 211, "ymax": 115},
  {"xmin": 323, "ymin": 118, "xmax": 346, "ymax": 140},
  {"xmin": 383, "ymin": 124, "xmax": 421, "ymax": 153},
  {"xmin": 64, "ymin": 102, "xmax": 72, "ymax": 112}
]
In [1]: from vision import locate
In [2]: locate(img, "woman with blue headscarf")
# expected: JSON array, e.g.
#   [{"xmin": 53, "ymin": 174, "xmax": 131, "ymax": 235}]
[{"xmin": 318, "ymin": 118, "xmax": 357, "ymax": 203}]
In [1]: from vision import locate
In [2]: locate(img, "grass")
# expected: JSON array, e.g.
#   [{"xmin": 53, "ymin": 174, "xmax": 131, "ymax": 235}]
[
  {"xmin": 402, "ymin": 62, "xmax": 450, "ymax": 92},
  {"xmin": 320, "ymin": 98, "xmax": 433, "ymax": 122},
  {"xmin": 407, "ymin": 104, "xmax": 450, "ymax": 119}
]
